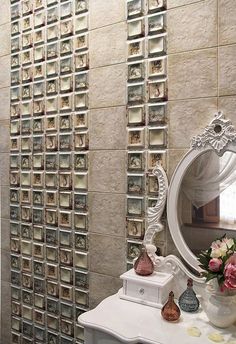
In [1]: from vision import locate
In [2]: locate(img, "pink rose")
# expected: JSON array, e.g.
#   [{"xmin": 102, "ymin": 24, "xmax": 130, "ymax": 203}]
[
  {"xmin": 208, "ymin": 258, "xmax": 222, "ymax": 272},
  {"xmin": 224, "ymin": 253, "xmax": 236, "ymax": 290}
]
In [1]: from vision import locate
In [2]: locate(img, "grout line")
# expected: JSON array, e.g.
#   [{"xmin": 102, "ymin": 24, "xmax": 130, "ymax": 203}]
[
  {"xmin": 0, "ymin": 52, "xmax": 11, "ymax": 59},
  {"xmin": 218, "ymin": 94, "xmax": 236, "ymax": 98},
  {"xmin": 88, "ymin": 149, "xmax": 127, "ymax": 152},
  {"xmin": 90, "ymin": 60, "xmax": 126, "ymax": 70},
  {"xmin": 168, "ymin": 95, "xmax": 218, "ymax": 102},
  {"xmin": 168, "ymin": 45, "xmax": 218, "ymax": 56},
  {"xmin": 89, "ymin": 231, "xmax": 126, "ymax": 239},
  {"xmin": 89, "ymin": 19, "xmax": 126, "ymax": 32},
  {"xmin": 90, "ymin": 104, "xmax": 126, "ymax": 110},
  {"xmin": 88, "ymin": 190, "xmax": 127, "ymax": 196},
  {"xmin": 89, "ymin": 105, "xmax": 126, "ymax": 110},
  {"xmin": 167, "ymin": 0, "xmax": 204, "ymax": 11},
  {"xmin": 168, "ymin": 43, "xmax": 236, "ymax": 58}
]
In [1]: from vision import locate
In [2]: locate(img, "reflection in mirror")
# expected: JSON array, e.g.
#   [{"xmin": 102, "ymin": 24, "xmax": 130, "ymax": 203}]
[{"xmin": 179, "ymin": 150, "xmax": 236, "ymax": 255}]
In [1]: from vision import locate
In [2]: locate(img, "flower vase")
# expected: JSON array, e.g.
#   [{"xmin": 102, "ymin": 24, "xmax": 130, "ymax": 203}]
[{"xmin": 201, "ymin": 281, "xmax": 236, "ymax": 328}]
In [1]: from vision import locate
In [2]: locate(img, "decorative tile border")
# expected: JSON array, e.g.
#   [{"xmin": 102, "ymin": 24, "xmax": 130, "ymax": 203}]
[
  {"xmin": 10, "ymin": 0, "xmax": 89, "ymax": 343},
  {"xmin": 126, "ymin": 0, "xmax": 168, "ymax": 268}
]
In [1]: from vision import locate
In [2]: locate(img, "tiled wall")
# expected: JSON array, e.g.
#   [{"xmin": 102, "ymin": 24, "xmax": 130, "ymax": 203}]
[
  {"xmin": 126, "ymin": 0, "xmax": 168, "ymax": 267},
  {"xmin": 9, "ymin": 0, "xmax": 91, "ymax": 342},
  {"xmin": 87, "ymin": 0, "xmax": 127, "ymax": 309},
  {"xmin": 2, "ymin": 0, "xmax": 236, "ymax": 343},
  {"xmin": 0, "ymin": 1, "xmax": 11, "ymax": 343}
]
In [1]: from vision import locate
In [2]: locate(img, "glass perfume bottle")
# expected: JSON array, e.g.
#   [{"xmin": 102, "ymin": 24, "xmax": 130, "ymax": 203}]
[
  {"xmin": 178, "ymin": 278, "xmax": 199, "ymax": 312},
  {"xmin": 161, "ymin": 291, "xmax": 181, "ymax": 322},
  {"xmin": 134, "ymin": 247, "xmax": 154, "ymax": 276}
]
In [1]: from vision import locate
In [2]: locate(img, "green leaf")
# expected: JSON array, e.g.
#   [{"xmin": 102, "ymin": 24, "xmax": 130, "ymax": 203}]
[{"xmin": 205, "ymin": 273, "xmax": 217, "ymax": 283}]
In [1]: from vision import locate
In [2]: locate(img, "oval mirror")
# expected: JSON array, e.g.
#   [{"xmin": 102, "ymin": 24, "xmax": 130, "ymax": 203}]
[{"xmin": 167, "ymin": 113, "xmax": 236, "ymax": 272}]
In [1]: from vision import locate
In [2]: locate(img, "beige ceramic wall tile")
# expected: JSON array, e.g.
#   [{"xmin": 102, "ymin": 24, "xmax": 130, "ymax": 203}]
[
  {"xmin": 89, "ymin": 272, "xmax": 122, "ymax": 309},
  {"xmin": 90, "ymin": 22, "xmax": 127, "ymax": 68},
  {"xmin": 89, "ymin": 106, "xmax": 126, "ymax": 150},
  {"xmin": 168, "ymin": 98, "xmax": 217, "ymax": 148},
  {"xmin": 1, "ymin": 186, "xmax": 9, "ymax": 219},
  {"xmin": 1, "ymin": 281, "xmax": 11, "ymax": 344},
  {"xmin": 0, "ymin": 219, "xmax": 10, "ymax": 251},
  {"xmin": 219, "ymin": 45, "xmax": 236, "ymax": 96},
  {"xmin": 166, "ymin": 229, "xmax": 180, "ymax": 255},
  {"xmin": 0, "ymin": 55, "xmax": 10, "ymax": 88},
  {"xmin": 0, "ymin": 0, "xmax": 10, "ymax": 26},
  {"xmin": 219, "ymin": 0, "xmax": 236, "ymax": 45},
  {"xmin": 88, "ymin": 192, "xmax": 126, "ymax": 237},
  {"xmin": 0, "ymin": 153, "xmax": 10, "ymax": 186},
  {"xmin": 168, "ymin": 0, "xmax": 204, "ymax": 9},
  {"xmin": 168, "ymin": 48, "xmax": 217, "ymax": 100},
  {"xmin": 89, "ymin": 150, "xmax": 126, "ymax": 193},
  {"xmin": 218, "ymin": 96, "xmax": 236, "ymax": 126},
  {"xmin": 90, "ymin": 64, "xmax": 126, "ymax": 108},
  {"xmin": 168, "ymin": 0, "xmax": 217, "ymax": 53},
  {"xmin": 0, "ymin": 87, "xmax": 10, "ymax": 120},
  {"xmin": 167, "ymin": 149, "xmax": 189, "ymax": 179},
  {"xmin": 89, "ymin": 233, "xmax": 126, "ymax": 277},
  {"xmin": 89, "ymin": 0, "xmax": 125, "ymax": 30},
  {"xmin": 1, "ymin": 249, "xmax": 10, "ymax": 282},
  {"xmin": 0, "ymin": 23, "xmax": 10, "ymax": 57},
  {"xmin": 0, "ymin": 121, "xmax": 10, "ymax": 152}
]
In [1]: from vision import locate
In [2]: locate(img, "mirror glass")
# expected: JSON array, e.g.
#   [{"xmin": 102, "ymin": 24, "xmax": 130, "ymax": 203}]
[{"xmin": 178, "ymin": 150, "xmax": 236, "ymax": 256}]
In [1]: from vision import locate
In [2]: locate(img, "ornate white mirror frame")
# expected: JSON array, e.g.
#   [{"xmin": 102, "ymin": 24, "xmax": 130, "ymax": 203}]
[
  {"xmin": 167, "ymin": 112, "xmax": 236, "ymax": 273},
  {"xmin": 120, "ymin": 111, "xmax": 236, "ymax": 309}
]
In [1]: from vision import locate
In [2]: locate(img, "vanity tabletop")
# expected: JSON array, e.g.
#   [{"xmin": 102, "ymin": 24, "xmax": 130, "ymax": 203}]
[{"xmin": 78, "ymin": 291, "xmax": 236, "ymax": 344}]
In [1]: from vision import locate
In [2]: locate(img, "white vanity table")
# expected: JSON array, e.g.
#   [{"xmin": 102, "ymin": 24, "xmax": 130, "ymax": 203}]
[
  {"xmin": 79, "ymin": 291, "xmax": 236, "ymax": 344},
  {"xmin": 78, "ymin": 113, "xmax": 236, "ymax": 343}
]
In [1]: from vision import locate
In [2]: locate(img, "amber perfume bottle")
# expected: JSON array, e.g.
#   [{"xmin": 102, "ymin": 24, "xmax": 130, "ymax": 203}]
[
  {"xmin": 178, "ymin": 278, "xmax": 199, "ymax": 312},
  {"xmin": 134, "ymin": 247, "xmax": 154, "ymax": 276},
  {"xmin": 161, "ymin": 291, "xmax": 181, "ymax": 322}
]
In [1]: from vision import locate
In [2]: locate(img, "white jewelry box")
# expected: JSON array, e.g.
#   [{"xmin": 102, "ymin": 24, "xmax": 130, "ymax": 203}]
[{"xmin": 119, "ymin": 268, "xmax": 173, "ymax": 308}]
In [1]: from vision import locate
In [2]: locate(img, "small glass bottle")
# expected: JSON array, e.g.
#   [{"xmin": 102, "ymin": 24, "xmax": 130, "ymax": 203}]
[
  {"xmin": 178, "ymin": 278, "xmax": 199, "ymax": 312},
  {"xmin": 134, "ymin": 247, "xmax": 154, "ymax": 276},
  {"xmin": 161, "ymin": 291, "xmax": 181, "ymax": 322}
]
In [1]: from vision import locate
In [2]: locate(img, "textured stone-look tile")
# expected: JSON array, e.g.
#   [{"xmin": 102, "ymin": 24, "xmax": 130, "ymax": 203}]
[
  {"xmin": 0, "ymin": 153, "xmax": 10, "ymax": 186},
  {"xmin": 89, "ymin": 150, "xmax": 126, "ymax": 193},
  {"xmin": 1, "ymin": 281, "xmax": 11, "ymax": 344},
  {"xmin": 219, "ymin": 45, "xmax": 236, "ymax": 96},
  {"xmin": 1, "ymin": 219, "xmax": 10, "ymax": 251},
  {"xmin": 168, "ymin": 98, "xmax": 217, "ymax": 148},
  {"xmin": 90, "ymin": 0, "xmax": 125, "ymax": 30},
  {"xmin": 167, "ymin": 149, "xmax": 189, "ymax": 179},
  {"xmin": 218, "ymin": 96, "xmax": 236, "ymax": 126},
  {"xmin": 90, "ymin": 22, "xmax": 126, "ymax": 68},
  {"xmin": 219, "ymin": 0, "xmax": 236, "ymax": 45},
  {"xmin": 0, "ymin": 23, "xmax": 10, "ymax": 56},
  {"xmin": 168, "ymin": 0, "xmax": 217, "ymax": 53},
  {"xmin": 0, "ymin": 121, "xmax": 10, "ymax": 152},
  {"xmin": 1, "ymin": 249, "xmax": 10, "ymax": 282},
  {"xmin": 168, "ymin": 49, "xmax": 217, "ymax": 100},
  {"xmin": 89, "ymin": 272, "xmax": 122, "ymax": 309},
  {"xmin": 90, "ymin": 64, "xmax": 126, "ymax": 108},
  {"xmin": 0, "ymin": 55, "xmax": 10, "ymax": 87},
  {"xmin": 89, "ymin": 106, "xmax": 126, "ymax": 150},
  {"xmin": 1, "ymin": 186, "xmax": 10, "ymax": 219},
  {"xmin": 90, "ymin": 234, "xmax": 126, "ymax": 277},
  {"xmin": 0, "ymin": 87, "xmax": 10, "ymax": 120},
  {"xmin": 166, "ymin": 236, "xmax": 181, "ymax": 258},
  {"xmin": 88, "ymin": 192, "xmax": 126, "ymax": 237},
  {"xmin": 168, "ymin": 0, "xmax": 204, "ymax": 8},
  {"xmin": 0, "ymin": 0, "xmax": 10, "ymax": 26}
]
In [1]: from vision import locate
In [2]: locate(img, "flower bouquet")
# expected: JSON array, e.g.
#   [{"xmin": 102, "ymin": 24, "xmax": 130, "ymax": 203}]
[
  {"xmin": 198, "ymin": 235, "xmax": 236, "ymax": 292},
  {"xmin": 198, "ymin": 236, "xmax": 236, "ymax": 328}
]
